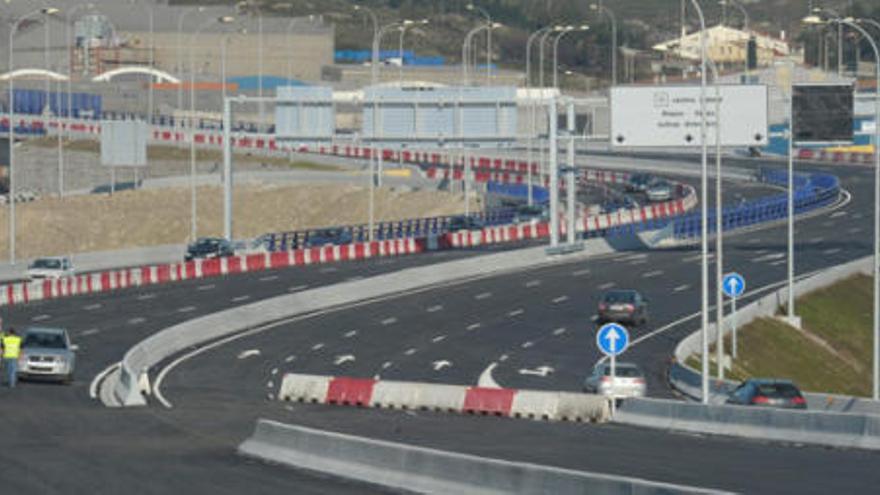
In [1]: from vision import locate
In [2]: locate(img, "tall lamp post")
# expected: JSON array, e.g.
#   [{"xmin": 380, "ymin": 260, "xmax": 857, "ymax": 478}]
[
  {"xmin": 177, "ymin": 6, "xmax": 205, "ymax": 110},
  {"xmin": 590, "ymin": 2, "xmax": 618, "ymax": 86},
  {"xmin": 465, "ymin": 3, "xmax": 492, "ymax": 83},
  {"xmin": 805, "ymin": 14, "xmax": 880, "ymax": 401},
  {"xmin": 189, "ymin": 15, "xmax": 235, "ymax": 242},
  {"xmin": 538, "ymin": 26, "xmax": 564, "ymax": 88},
  {"xmin": 463, "ymin": 22, "xmax": 501, "ymax": 85},
  {"xmin": 525, "ymin": 25, "xmax": 555, "ymax": 206},
  {"xmin": 353, "ymin": 5, "xmax": 379, "ymax": 85},
  {"xmin": 553, "ymin": 25, "xmax": 589, "ymax": 88},
  {"xmin": 398, "ymin": 20, "xmax": 429, "ymax": 84},
  {"xmin": 8, "ymin": 6, "xmax": 60, "ymax": 263},
  {"xmin": 237, "ymin": 1, "xmax": 263, "ymax": 130}
]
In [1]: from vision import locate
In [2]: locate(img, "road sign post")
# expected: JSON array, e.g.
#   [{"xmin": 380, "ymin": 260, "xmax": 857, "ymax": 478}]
[
  {"xmin": 597, "ymin": 323, "xmax": 630, "ymax": 416},
  {"xmin": 722, "ymin": 272, "xmax": 746, "ymax": 364}
]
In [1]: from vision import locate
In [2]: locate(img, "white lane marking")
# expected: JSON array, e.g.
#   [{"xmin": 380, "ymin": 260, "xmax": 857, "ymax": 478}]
[
  {"xmin": 127, "ymin": 317, "xmax": 146, "ymax": 325},
  {"xmin": 259, "ymin": 275, "xmax": 279, "ymax": 282},
  {"xmin": 525, "ymin": 279, "xmax": 542, "ymax": 288},
  {"xmin": 477, "ymin": 362, "xmax": 501, "ymax": 388},
  {"xmin": 499, "ymin": 354, "xmax": 509, "ymax": 362},
  {"xmin": 137, "ymin": 293, "xmax": 156, "ymax": 301},
  {"xmin": 753, "ymin": 249, "xmax": 770, "ymax": 255},
  {"xmin": 590, "ymin": 315, "xmax": 599, "ymax": 322},
  {"xmin": 311, "ymin": 343, "xmax": 325, "ymax": 351},
  {"xmin": 381, "ymin": 317, "xmax": 398, "ymax": 326},
  {"xmin": 319, "ymin": 267, "xmax": 338, "ymax": 273},
  {"xmin": 344, "ymin": 330, "xmax": 358, "ymax": 338},
  {"xmin": 552, "ymin": 295, "xmax": 569, "ymax": 304},
  {"xmin": 404, "ymin": 348, "xmax": 417, "ymax": 356},
  {"xmin": 197, "ymin": 284, "xmax": 215, "ymax": 291},
  {"xmin": 271, "ymin": 368, "xmax": 279, "ymax": 375},
  {"xmin": 809, "ymin": 236, "xmax": 825, "ymax": 243},
  {"xmin": 673, "ymin": 284, "xmax": 691, "ymax": 292},
  {"xmin": 519, "ymin": 366, "xmax": 554, "ymax": 377},
  {"xmin": 572, "ymin": 268, "xmax": 591, "ymax": 277},
  {"xmin": 81, "ymin": 328, "xmax": 100, "ymax": 336},
  {"xmin": 83, "ymin": 303, "xmax": 102, "ymax": 311},
  {"xmin": 431, "ymin": 335, "xmax": 447, "ymax": 344},
  {"xmin": 334, "ymin": 354, "xmax": 356, "ymax": 365},
  {"xmin": 753, "ymin": 252, "xmax": 785, "ymax": 263},
  {"xmin": 629, "ymin": 259, "xmax": 648, "ymax": 266},
  {"xmin": 426, "ymin": 305, "xmax": 444, "ymax": 313},
  {"xmin": 89, "ymin": 362, "xmax": 120, "ymax": 400},
  {"xmin": 823, "ymin": 248, "xmax": 842, "ymax": 255},
  {"xmin": 347, "ymin": 276, "xmax": 364, "ymax": 282},
  {"xmin": 177, "ymin": 306, "xmax": 197, "ymax": 313},
  {"xmin": 231, "ymin": 295, "xmax": 251, "ymax": 303},
  {"xmin": 553, "ymin": 327, "xmax": 567, "ymax": 336},
  {"xmin": 466, "ymin": 322, "xmax": 482, "ymax": 331},
  {"xmin": 508, "ymin": 308, "xmax": 525, "ymax": 317},
  {"xmin": 682, "ymin": 253, "xmax": 715, "ymax": 263},
  {"xmin": 288, "ymin": 285, "xmax": 309, "ymax": 292},
  {"xmin": 432, "ymin": 360, "xmax": 452, "ymax": 371},
  {"xmin": 381, "ymin": 361, "xmax": 393, "ymax": 370},
  {"xmin": 475, "ymin": 292, "xmax": 492, "ymax": 300},
  {"xmin": 32, "ymin": 314, "xmax": 51, "ymax": 322},
  {"xmin": 598, "ymin": 282, "xmax": 616, "ymax": 290},
  {"xmin": 848, "ymin": 227, "xmax": 862, "ymax": 234},
  {"xmin": 267, "ymin": 382, "xmax": 274, "ymax": 389},
  {"xmin": 284, "ymin": 355, "xmax": 296, "ymax": 363},
  {"xmin": 770, "ymin": 259, "xmax": 787, "ymax": 266},
  {"xmin": 617, "ymin": 253, "xmax": 647, "ymax": 263},
  {"xmin": 642, "ymin": 270, "xmax": 663, "ymax": 278},
  {"xmin": 521, "ymin": 341, "xmax": 534, "ymax": 349},
  {"xmin": 237, "ymin": 349, "xmax": 261, "ymax": 360},
  {"xmin": 830, "ymin": 211, "xmax": 847, "ymax": 218}
]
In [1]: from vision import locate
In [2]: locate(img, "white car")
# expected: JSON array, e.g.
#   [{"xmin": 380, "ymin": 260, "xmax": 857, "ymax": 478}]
[
  {"xmin": 583, "ymin": 362, "xmax": 647, "ymax": 399},
  {"xmin": 27, "ymin": 256, "xmax": 74, "ymax": 281}
]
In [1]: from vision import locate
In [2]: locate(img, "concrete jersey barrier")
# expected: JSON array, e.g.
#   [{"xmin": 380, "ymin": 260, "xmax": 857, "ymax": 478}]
[
  {"xmin": 278, "ymin": 373, "xmax": 610, "ymax": 423},
  {"xmin": 615, "ymin": 397, "xmax": 880, "ymax": 451},
  {"xmin": 238, "ymin": 419, "xmax": 731, "ymax": 495}
]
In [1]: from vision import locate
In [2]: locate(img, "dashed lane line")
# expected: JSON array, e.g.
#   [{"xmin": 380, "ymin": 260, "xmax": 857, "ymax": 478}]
[
  {"xmin": 525, "ymin": 280, "xmax": 542, "ymax": 288},
  {"xmin": 137, "ymin": 293, "xmax": 157, "ymax": 301},
  {"xmin": 177, "ymin": 306, "xmax": 197, "ymax": 313},
  {"xmin": 344, "ymin": 330, "xmax": 358, "ymax": 338},
  {"xmin": 426, "ymin": 305, "xmax": 444, "ymax": 313},
  {"xmin": 553, "ymin": 327, "xmax": 566, "ymax": 336},
  {"xmin": 642, "ymin": 270, "xmax": 664, "ymax": 278},
  {"xmin": 571, "ymin": 268, "xmax": 591, "ymax": 277},
  {"xmin": 32, "ymin": 314, "xmax": 51, "ymax": 322},
  {"xmin": 259, "ymin": 275, "xmax": 279, "ymax": 282},
  {"xmin": 466, "ymin": 323, "xmax": 482, "ymax": 331},
  {"xmin": 673, "ymin": 284, "xmax": 691, "ymax": 292},
  {"xmin": 81, "ymin": 328, "xmax": 100, "ymax": 337},
  {"xmin": 381, "ymin": 317, "xmax": 398, "ymax": 326},
  {"xmin": 551, "ymin": 296, "xmax": 569, "ymax": 304},
  {"xmin": 404, "ymin": 348, "xmax": 417, "ymax": 356},
  {"xmin": 231, "ymin": 295, "xmax": 251, "ymax": 303},
  {"xmin": 431, "ymin": 335, "xmax": 447, "ymax": 344},
  {"xmin": 288, "ymin": 285, "xmax": 309, "ymax": 292},
  {"xmin": 197, "ymin": 284, "xmax": 216, "ymax": 291},
  {"xmin": 311, "ymin": 343, "xmax": 325, "ymax": 351},
  {"xmin": 475, "ymin": 292, "xmax": 492, "ymax": 300},
  {"xmin": 127, "ymin": 317, "xmax": 146, "ymax": 325},
  {"xmin": 598, "ymin": 282, "xmax": 616, "ymax": 290},
  {"xmin": 508, "ymin": 308, "xmax": 525, "ymax": 317},
  {"xmin": 83, "ymin": 303, "xmax": 102, "ymax": 311}
]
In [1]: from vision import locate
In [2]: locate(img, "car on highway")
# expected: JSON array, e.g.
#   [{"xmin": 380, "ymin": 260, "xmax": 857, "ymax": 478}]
[
  {"xmin": 511, "ymin": 204, "xmax": 549, "ymax": 224},
  {"xmin": 583, "ymin": 362, "xmax": 647, "ymax": 399},
  {"xmin": 597, "ymin": 289, "xmax": 648, "ymax": 326},
  {"xmin": 645, "ymin": 179, "xmax": 674, "ymax": 202},
  {"xmin": 303, "ymin": 228, "xmax": 353, "ymax": 248},
  {"xmin": 17, "ymin": 326, "xmax": 77, "ymax": 384},
  {"xmin": 27, "ymin": 256, "xmax": 74, "ymax": 280},
  {"xmin": 626, "ymin": 173, "xmax": 654, "ymax": 192},
  {"xmin": 184, "ymin": 237, "xmax": 235, "ymax": 261},
  {"xmin": 726, "ymin": 379, "xmax": 808, "ymax": 410},
  {"xmin": 446, "ymin": 215, "xmax": 484, "ymax": 232}
]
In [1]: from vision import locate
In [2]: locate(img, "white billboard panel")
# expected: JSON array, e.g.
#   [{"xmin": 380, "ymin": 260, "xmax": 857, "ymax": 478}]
[
  {"xmin": 610, "ymin": 85, "xmax": 768, "ymax": 148},
  {"xmin": 100, "ymin": 120, "xmax": 148, "ymax": 167}
]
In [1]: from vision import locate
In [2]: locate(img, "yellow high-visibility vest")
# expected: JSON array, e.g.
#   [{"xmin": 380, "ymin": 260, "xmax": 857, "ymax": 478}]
[{"xmin": 2, "ymin": 335, "xmax": 21, "ymax": 359}]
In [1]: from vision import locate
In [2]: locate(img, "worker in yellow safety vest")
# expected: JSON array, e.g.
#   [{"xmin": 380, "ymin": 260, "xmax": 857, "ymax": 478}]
[{"xmin": 1, "ymin": 328, "xmax": 22, "ymax": 388}]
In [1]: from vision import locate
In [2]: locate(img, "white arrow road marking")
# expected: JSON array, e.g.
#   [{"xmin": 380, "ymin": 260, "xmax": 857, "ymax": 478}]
[
  {"xmin": 344, "ymin": 330, "xmax": 358, "ymax": 338},
  {"xmin": 238, "ymin": 349, "xmax": 261, "ymax": 360},
  {"xmin": 311, "ymin": 343, "xmax": 325, "ymax": 351},
  {"xmin": 518, "ymin": 366, "xmax": 554, "ymax": 377},
  {"xmin": 432, "ymin": 360, "xmax": 452, "ymax": 371},
  {"xmin": 431, "ymin": 335, "xmax": 446, "ymax": 344},
  {"xmin": 477, "ymin": 362, "xmax": 501, "ymax": 388},
  {"xmin": 334, "ymin": 354, "xmax": 356, "ymax": 365}
]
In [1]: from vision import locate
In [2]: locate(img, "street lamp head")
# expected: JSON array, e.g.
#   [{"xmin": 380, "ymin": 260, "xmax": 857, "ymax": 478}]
[
  {"xmin": 802, "ymin": 15, "xmax": 826, "ymax": 26},
  {"xmin": 218, "ymin": 15, "xmax": 236, "ymax": 24},
  {"xmin": 553, "ymin": 25, "xmax": 566, "ymax": 31},
  {"xmin": 589, "ymin": 4, "xmax": 599, "ymax": 11},
  {"xmin": 466, "ymin": 4, "xmax": 475, "ymax": 11},
  {"xmin": 41, "ymin": 7, "xmax": 60, "ymax": 15},
  {"xmin": 402, "ymin": 19, "xmax": 415, "ymax": 26},
  {"xmin": 578, "ymin": 24, "xmax": 590, "ymax": 31},
  {"xmin": 490, "ymin": 22, "xmax": 503, "ymax": 29},
  {"xmin": 418, "ymin": 19, "xmax": 430, "ymax": 25}
]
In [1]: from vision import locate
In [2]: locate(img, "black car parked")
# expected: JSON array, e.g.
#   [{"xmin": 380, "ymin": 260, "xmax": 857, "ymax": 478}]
[
  {"xmin": 726, "ymin": 379, "xmax": 808, "ymax": 410},
  {"xmin": 184, "ymin": 237, "xmax": 235, "ymax": 261}
]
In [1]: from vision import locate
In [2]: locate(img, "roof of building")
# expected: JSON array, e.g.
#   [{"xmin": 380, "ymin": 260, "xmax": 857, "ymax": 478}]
[{"xmin": 653, "ymin": 24, "xmax": 790, "ymax": 61}]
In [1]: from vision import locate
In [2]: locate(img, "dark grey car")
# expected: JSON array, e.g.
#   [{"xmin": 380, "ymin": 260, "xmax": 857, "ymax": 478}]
[
  {"xmin": 726, "ymin": 379, "xmax": 807, "ymax": 409},
  {"xmin": 597, "ymin": 289, "xmax": 648, "ymax": 326}
]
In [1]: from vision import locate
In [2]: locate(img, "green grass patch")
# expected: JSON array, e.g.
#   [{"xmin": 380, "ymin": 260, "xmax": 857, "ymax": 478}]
[{"xmin": 689, "ymin": 274, "xmax": 873, "ymax": 397}]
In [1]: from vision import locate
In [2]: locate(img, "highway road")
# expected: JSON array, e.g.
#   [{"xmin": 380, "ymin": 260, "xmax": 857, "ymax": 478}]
[{"xmin": 0, "ymin": 157, "xmax": 874, "ymax": 493}]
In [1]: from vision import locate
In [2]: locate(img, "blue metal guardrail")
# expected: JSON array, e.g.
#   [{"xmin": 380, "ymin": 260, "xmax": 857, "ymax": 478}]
[
  {"xmin": 671, "ymin": 169, "xmax": 840, "ymax": 239},
  {"xmin": 486, "ymin": 181, "xmax": 550, "ymax": 203}
]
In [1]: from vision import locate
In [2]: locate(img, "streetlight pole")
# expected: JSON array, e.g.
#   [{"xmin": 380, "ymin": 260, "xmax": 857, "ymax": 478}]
[
  {"xmin": 189, "ymin": 15, "xmax": 235, "ymax": 242},
  {"xmin": 538, "ymin": 27, "xmax": 562, "ymax": 88},
  {"xmin": 590, "ymin": 2, "xmax": 618, "ymax": 86},
  {"xmin": 525, "ymin": 26, "xmax": 554, "ymax": 206},
  {"xmin": 466, "ymin": 3, "xmax": 492, "ymax": 83},
  {"xmin": 553, "ymin": 25, "xmax": 589, "ymax": 89},
  {"xmin": 8, "ymin": 7, "xmax": 60, "ymax": 263},
  {"xmin": 705, "ymin": 57, "xmax": 725, "ymax": 379},
  {"xmin": 397, "ymin": 20, "xmax": 428, "ymax": 84},
  {"xmin": 177, "ymin": 7, "xmax": 204, "ymax": 111},
  {"xmin": 67, "ymin": 3, "xmax": 96, "ymax": 193},
  {"xmin": 463, "ymin": 23, "xmax": 496, "ymax": 86},
  {"xmin": 354, "ymin": 5, "xmax": 379, "ymax": 85}
]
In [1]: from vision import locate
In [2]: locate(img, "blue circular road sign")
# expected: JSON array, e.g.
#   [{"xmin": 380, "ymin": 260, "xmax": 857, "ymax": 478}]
[
  {"xmin": 722, "ymin": 272, "xmax": 746, "ymax": 298},
  {"xmin": 596, "ymin": 323, "xmax": 630, "ymax": 357}
]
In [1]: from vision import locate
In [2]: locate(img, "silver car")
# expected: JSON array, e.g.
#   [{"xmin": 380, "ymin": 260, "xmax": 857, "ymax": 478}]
[
  {"xmin": 18, "ymin": 327, "xmax": 78, "ymax": 384},
  {"xmin": 583, "ymin": 362, "xmax": 647, "ymax": 399},
  {"xmin": 645, "ymin": 180, "xmax": 673, "ymax": 202}
]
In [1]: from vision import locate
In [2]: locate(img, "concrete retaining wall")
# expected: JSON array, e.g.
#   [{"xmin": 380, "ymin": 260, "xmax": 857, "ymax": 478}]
[{"xmin": 238, "ymin": 419, "xmax": 729, "ymax": 495}]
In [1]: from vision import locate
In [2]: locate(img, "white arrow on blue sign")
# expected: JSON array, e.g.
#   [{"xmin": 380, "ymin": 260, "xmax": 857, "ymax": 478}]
[
  {"xmin": 722, "ymin": 272, "xmax": 746, "ymax": 298},
  {"xmin": 596, "ymin": 323, "xmax": 630, "ymax": 357}
]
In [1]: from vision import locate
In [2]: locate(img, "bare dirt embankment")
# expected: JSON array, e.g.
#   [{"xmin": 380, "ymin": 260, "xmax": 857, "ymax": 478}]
[{"xmin": 0, "ymin": 183, "xmax": 474, "ymax": 260}]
